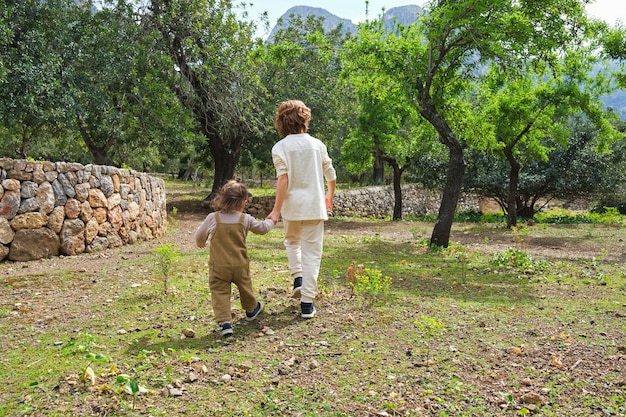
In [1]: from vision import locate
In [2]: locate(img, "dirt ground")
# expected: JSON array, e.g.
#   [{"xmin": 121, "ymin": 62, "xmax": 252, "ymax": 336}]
[{"xmin": 1, "ymin": 190, "xmax": 624, "ymax": 416}]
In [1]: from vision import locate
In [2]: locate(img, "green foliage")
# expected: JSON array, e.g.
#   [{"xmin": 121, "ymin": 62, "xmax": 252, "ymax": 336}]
[
  {"xmin": 154, "ymin": 243, "xmax": 180, "ymax": 295},
  {"xmin": 535, "ymin": 207, "xmax": 626, "ymax": 224},
  {"xmin": 350, "ymin": 266, "xmax": 392, "ymax": 303},
  {"xmin": 492, "ymin": 248, "xmax": 548, "ymax": 273},
  {"xmin": 414, "ymin": 315, "xmax": 446, "ymax": 366}
]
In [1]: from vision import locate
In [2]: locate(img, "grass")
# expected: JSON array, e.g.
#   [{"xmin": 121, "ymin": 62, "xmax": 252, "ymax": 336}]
[{"xmin": 0, "ymin": 215, "xmax": 625, "ymax": 416}]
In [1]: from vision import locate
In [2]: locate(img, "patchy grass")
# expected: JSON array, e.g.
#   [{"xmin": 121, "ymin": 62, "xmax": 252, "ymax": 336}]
[{"xmin": 0, "ymin": 217, "xmax": 624, "ymax": 417}]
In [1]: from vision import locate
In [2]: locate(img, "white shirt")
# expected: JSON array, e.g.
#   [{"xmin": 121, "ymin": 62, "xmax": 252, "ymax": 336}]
[{"xmin": 272, "ymin": 133, "xmax": 336, "ymax": 221}]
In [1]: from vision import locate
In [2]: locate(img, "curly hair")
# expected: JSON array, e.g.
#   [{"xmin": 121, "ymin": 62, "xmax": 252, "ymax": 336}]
[
  {"xmin": 273, "ymin": 100, "xmax": 311, "ymax": 137},
  {"xmin": 212, "ymin": 180, "xmax": 249, "ymax": 212}
]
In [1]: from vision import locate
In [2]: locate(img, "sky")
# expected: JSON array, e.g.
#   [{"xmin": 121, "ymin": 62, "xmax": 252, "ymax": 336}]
[{"xmin": 241, "ymin": 0, "xmax": 625, "ymax": 38}]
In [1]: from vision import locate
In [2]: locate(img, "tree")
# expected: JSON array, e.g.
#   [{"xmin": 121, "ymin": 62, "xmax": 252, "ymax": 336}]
[
  {"xmin": 0, "ymin": 0, "xmax": 192, "ymax": 168},
  {"xmin": 342, "ymin": 18, "xmax": 434, "ymax": 220},
  {"xmin": 148, "ymin": 0, "xmax": 260, "ymax": 202},
  {"xmin": 464, "ymin": 116, "xmax": 626, "ymax": 215},
  {"xmin": 601, "ymin": 22, "xmax": 626, "ymax": 88},
  {"xmin": 59, "ymin": 1, "xmax": 192, "ymax": 167},
  {"xmin": 343, "ymin": 0, "xmax": 595, "ymax": 247},
  {"xmin": 477, "ymin": 50, "xmax": 620, "ymax": 227},
  {"xmin": 0, "ymin": 0, "xmax": 72, "ymax": 159}
]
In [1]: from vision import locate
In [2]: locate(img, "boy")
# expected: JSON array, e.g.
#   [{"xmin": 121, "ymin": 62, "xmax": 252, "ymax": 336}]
[{"xmin": 267, "ymin": 100, "xmax": 336, "ymax": 318}]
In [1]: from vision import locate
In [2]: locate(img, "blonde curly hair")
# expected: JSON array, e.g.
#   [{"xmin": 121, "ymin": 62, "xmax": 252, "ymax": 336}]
[
  {"xmin": 212, "ymin": 180, "xmax": 249, "ymax": 212},
  {"xmin": 273, "ymin": 100, "xmax": 311, "ymax": 137}
]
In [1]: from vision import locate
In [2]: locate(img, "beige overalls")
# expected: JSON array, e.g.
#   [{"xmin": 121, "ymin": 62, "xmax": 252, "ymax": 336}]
[{"xmin": 209, "ymin": 212, "xmax": 258, "ymax": 324}]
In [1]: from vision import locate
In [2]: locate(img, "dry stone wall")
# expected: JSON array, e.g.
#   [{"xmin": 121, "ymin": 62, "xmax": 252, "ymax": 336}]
[
  {"xmin": 245, "ymin": 184, "xmax": 482, "ymax": 219},
  {"xmin": 0, "ymin": 158, "xmax": 167, "ymax": 262}
]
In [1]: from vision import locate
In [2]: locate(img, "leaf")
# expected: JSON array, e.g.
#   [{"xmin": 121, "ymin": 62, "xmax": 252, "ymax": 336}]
[
  {"xmin": 126, "ymin": 380, "xmax": 140, "ymax": 396},
  {"xmin": 116, "ymin": 374, "xmax": 131, "ymax": 384},
  {"xmin": 84, "ymin": 366, "xmax": 96, "ymax": 385}
]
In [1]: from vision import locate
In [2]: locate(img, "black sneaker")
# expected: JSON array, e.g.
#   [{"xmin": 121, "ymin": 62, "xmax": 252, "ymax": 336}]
[
  {"xmin": 300, "ymin": 302, "xmax": 316, "ymax": 319},
  {"xmin": 220, "ymin": 322, "xmax": 233, "ymax": 336},
  {"xmin": 291, "ymin": 276, "xmax": 303, "ymax": 299},
  {"xmin": 245, "ymin": 301, "xmax": 263, "ymax": 321}
]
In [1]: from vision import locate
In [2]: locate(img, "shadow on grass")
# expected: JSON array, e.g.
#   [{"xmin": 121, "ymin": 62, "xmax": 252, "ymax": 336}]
[
  {"xmin": 125, "ymin": 304, "xmax": 304, "ymax": 355},
  {"xmin": 323, "ymin": 238, "xmax": 536, "ymax": 306}
]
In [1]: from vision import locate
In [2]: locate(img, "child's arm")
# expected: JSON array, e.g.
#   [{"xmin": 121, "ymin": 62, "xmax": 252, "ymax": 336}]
[
  {"xmin": 267, "ymin": 174, "xmax": 288, "ymax": 224},
  {"xmin": 245, "ymin": 215, "xmax": 275, "ymax": 235},
  {"xmin": 194, "ymin": 213, "xmax": 215, "ymax": 248}
]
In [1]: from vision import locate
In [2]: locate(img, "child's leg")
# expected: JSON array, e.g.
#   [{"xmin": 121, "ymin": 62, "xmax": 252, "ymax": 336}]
[
  {"xmin": 284, "ymin": 220, "xmax": 303, "ymax": 279},
  {"xmin": 299, "ymin": 220, "xmax": 324, "ymax": 304},
  {"xmin": 232, "ymin": 265, "xmax": 257, "ymax": 313},
  {"xmin": 209, "ymin": 270, "xmax": 233, "ymax": 324}
]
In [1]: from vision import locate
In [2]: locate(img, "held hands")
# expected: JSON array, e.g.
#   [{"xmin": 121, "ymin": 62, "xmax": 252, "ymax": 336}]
[{"xmin": 267, "ymin": 209, "xmax": 280, "ymax": 224}]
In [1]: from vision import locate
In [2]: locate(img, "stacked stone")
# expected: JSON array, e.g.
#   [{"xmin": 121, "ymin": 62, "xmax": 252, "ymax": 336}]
[
  {"xmin": 0, "ymin": 158, "xmax": 167, "ymax": 262},
  {"xmin": 244, "ymin": 185, "xmax": 482, "ymax": 219}
]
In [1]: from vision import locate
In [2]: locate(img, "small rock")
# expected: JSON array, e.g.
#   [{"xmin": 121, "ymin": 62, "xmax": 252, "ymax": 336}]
[
  {"xmin": 519, "ymin": 392, "xmax": 545, "ymax": 405},
  {"xmin": 520, "ymin": 377, "xmax": 533, "ymax": 386},
  {"xmin": 168, "ymin": 387, "xmax": 184, "ymax": 396},
  {"xmin": 183, "ymin": 328, "xmax": 195, "ymax": 338},
  {"xmin": 117, "ymin": 329, "xmax": 127, "ymax": 335},
  {"xmin": 54, "ymin": 341, "xmax": 63, "ymax": 346},
  {"xmin": 188, "ymin": 371, "xmax": 198, "ymax": 382},
  {"xmin": 220, "ymin": 374, "xmax": 232, "ymax": 383}
]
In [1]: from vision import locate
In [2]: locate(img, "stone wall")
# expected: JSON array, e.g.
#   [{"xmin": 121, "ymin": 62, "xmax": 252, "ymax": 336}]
[
  {"xmin": 245, "ymin": 184, "xmax": 483, "ymax": 219},
  {"xmin": 0, "ymin": 158, "xmax": 167, "ymax": 262}
]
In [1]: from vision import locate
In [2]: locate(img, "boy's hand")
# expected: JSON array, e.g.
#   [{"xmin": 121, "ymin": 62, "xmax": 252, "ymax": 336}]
[{"xmin": 267, "ymin": 210, "xmax": 280, "ymax": 224}]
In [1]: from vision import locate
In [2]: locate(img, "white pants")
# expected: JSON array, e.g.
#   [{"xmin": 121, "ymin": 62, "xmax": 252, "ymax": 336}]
[{"xmin": 284, "ymin": 220, "xmax": 324, "ymax": 303}]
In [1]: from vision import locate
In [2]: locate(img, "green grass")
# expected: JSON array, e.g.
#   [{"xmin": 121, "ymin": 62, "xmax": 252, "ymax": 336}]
[{"xmin": 0, "ymin": 218, "xmax": 624, "ymax": 416}]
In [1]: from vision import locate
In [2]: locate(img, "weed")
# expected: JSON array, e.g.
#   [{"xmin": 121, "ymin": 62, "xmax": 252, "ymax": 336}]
[
  {"xmin": 414, "ymin": 315, "xmax": 446, "ymax": 366},
  {"xmin": 511, "ymin": 225, "xmax": 530, "ymax": 250},
  {"xmin": 492, "ymin": 248, "xmax": 547, "ymax": 274},
  {"xmin": 348, "ymin": 264, "xmax": 392, "ymax": 303},
  {"xmin": 116, "ymin": 374, "xmax": 141, "ymax": 411},
  {"xmin": 154, "ymin": 243, "xmax": 180, "ymax": 295},
  {"xmin": 83, "ymin": 352, "xmax": 108, "ymax": 385}
]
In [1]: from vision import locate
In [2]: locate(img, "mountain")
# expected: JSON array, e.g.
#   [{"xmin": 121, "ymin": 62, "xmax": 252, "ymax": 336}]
[{"xmin": 268, "ymin": 4, "xmax": 423, "ymax": 40}]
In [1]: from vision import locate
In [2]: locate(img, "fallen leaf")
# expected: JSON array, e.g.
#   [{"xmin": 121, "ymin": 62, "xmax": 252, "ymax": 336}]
[{"xmin": 84, "ymin": 367, "xmax": 96, "ymax": 385}]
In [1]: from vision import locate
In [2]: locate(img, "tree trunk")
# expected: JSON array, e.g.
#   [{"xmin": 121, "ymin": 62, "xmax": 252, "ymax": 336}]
[
  {"xmin": 503, "ymin": 146, "xmax": 520, "ymax": 228},
  {"xmin": 385, "ymin": 158, "xmax": 403, "ymax": 220},
  {"xmin": 373, "ymin": 150, "xmax": 385, "ymax": 184},
  {"xmin": 76, "ymin": 116, "xmax": 114, "ymax": 165},
  {"xmin": 201, "ymin": 134, "xmax": 241, "ymax": 207},
  {"xmin": 418, "ymin": 96, "xmax": 466, "ymax": 248},
  {"xmin": 430, "ymin": 139, "xmax": 465, "ymax": 247}
]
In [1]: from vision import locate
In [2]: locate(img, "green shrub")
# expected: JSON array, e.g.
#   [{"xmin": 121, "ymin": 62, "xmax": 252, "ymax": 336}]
[{"xmin": 350, "ymin": 267, "xmax": 392, "ymax": 302}]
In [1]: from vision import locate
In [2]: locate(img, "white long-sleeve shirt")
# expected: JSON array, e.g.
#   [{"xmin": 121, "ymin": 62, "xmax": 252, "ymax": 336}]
[
  {"xmin": 194, "ymin": 211, "xmax": 274, "ymax": 248},
  {"xmin": 271, "ymin": 133, "xmax": 336, "ymax": 221}
]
